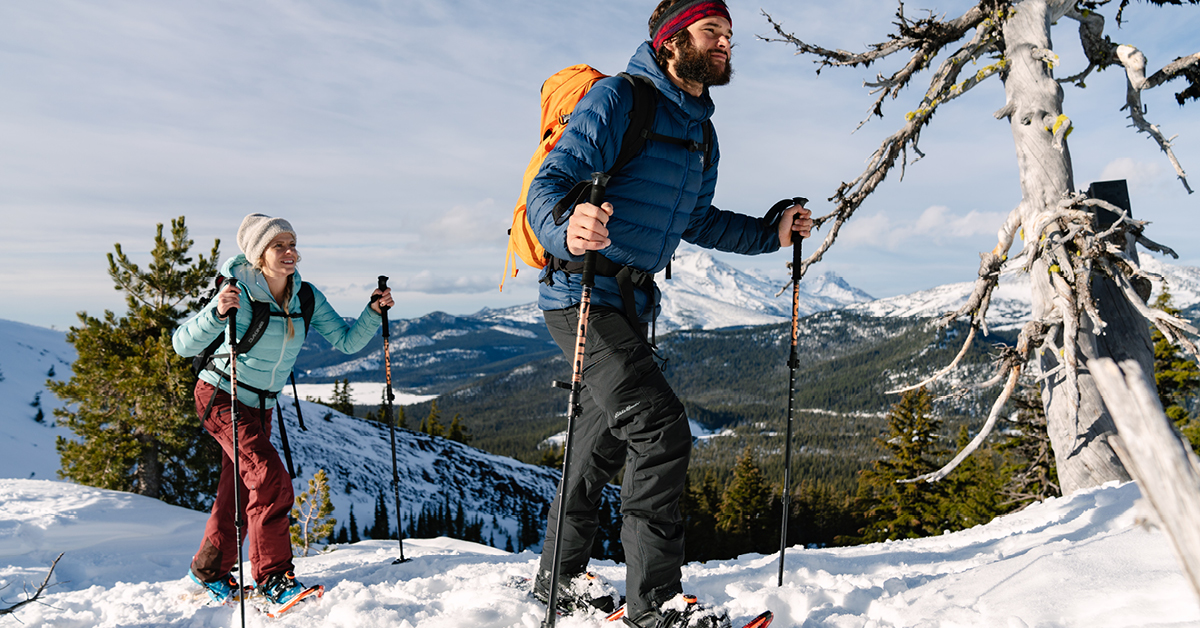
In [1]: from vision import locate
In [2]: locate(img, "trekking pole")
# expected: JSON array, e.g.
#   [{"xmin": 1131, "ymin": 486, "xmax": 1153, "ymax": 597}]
[
  {"xmin": 288, "ymin": 372, "xmax": 307, "ymax": 431},
  {"xmin": 373, "ymin": 276, "xmax": 408, "ymax": 565},
  {"xmin": 227, "ymin": 305, "xmax": 248, "ymax": 628},
  {"xmin": 543, "ymin": 172, "xmax": 609, "ymax": 628},
  {"xmin": 778, "ymin": 198, "xmax": 807, "ymax": 588}
]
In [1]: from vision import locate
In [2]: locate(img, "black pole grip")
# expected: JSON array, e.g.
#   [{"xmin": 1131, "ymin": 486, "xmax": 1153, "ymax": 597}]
[
  {"xmin": 791, "ymin": 197, "xmax": 808, "ymax": 282},
  {"xmin": 227, "ymin": 308, "xmax": 238, "ymax": 344},
  {"xmin": 582, "ymin": 172, "xmax": 610, "ymax": 288},
  {"xmin": 375, "ymin": 275, "xmax": 390, "ymax": 338}
]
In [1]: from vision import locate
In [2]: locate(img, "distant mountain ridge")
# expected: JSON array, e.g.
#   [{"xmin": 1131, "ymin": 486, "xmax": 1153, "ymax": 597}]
[
  {"xmin": 848, "ymin": 255, "xmax": 1200, "ymax": 329},
  {"xmin": 655, "ymin": 248, "xmax": 874, "ymax": 332},
  {"xmin": 293, "ymin": 251, "xmax": 1200, "ymax": 391},
  {"xmin": 475, "ymin": 247, "xmax": 874, "ymax": 332},
  {"xmin": 293, "ymin": 249, "xmax": 873, "ymax": 390}
]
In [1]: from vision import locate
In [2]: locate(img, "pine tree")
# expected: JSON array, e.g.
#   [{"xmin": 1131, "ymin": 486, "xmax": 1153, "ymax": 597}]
[
  {"xmin": 518, "ymin": 505, "xmax": 542, "ymax": 551},
  {"xmin": 537, "ymin": 445, "xmax": 564, "ymax": 469},
  {"xmin": 328, "ymin": 379, "xmax": 354, "ymax": 416},
  {"xmin": 447, "ymin": 414, "xmax": 470, "ymax": 444},
  {"xmin": 790, "ymin": 480, "xmax": 860, "ymax": 548},
  {"xmin": 348, "ymin": 504, "xmax": 361, "ymax": 543},
  {"xmin": 290, "ymin": 469, "xmax": 337, "ymax": 556},
  {"xmin": 940, "ymin": 425, "xmax": 1005, "ymax": 530},
  {"xmin": 1151, "ymin": 291, "xmax": 1200, "ymax": 452},
  {"xmin": 853, "ymin": 387, "xmax": 948, "ymax": 543},
  {"xmin": 716, "ymin": 448, "xmax": 774, "ymax": 556},
  {"xmin": 370, "ymin": 489, "xmax": 391, "ymax": 540},
  {"xmin": 395, "ymin": 406, "xmax": 407, "ymax": 431},
  {"xmin": 49, "ymin": 217, "xmax": 221, "ymax": 509},
  {"xmin": 424, "ymin": 400, "xmax": 445, "ymax": 437},
  {"xmin": 997, "ymin": 386, "xmax": 1061, "ymax": 509},
  {"xmin": 680, "ymin": 472, "xmax": 721, "ymax": 562}
]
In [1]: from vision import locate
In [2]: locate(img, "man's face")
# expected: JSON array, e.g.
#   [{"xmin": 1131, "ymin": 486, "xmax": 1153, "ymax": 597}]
[{"xmin": 670, "ymin": 16, "xmax": 733, "ymax": 87}]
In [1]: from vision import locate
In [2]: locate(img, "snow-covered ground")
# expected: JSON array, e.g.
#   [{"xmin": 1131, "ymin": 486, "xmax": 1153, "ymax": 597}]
[{"xmin": 1, "ymin": 478, "xmax": 1196, "ymax": 627}]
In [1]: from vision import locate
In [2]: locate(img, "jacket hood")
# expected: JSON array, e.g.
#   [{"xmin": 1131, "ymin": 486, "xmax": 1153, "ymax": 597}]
[
  {"xmin": 220, "ymin": 254, "xmax": 301, "ymax": 305},
  {"xmin": 626, "ymin": 41, "xmax": 716, "ymax": 124}
]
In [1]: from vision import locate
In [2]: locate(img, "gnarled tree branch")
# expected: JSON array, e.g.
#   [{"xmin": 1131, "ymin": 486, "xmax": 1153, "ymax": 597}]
[{"xmin": 0, "ymin": 553, "xmax": 63, "ymax": 617}]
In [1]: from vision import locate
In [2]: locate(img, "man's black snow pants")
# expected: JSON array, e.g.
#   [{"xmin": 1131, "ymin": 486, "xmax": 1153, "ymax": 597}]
[{"xmin": 537, "ymin": 305, "xmax": 692, "ymax": 619}]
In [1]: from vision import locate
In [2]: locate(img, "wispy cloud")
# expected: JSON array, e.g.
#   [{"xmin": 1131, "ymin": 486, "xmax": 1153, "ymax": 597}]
[
  {"xmin": 1, "ymin": 0, "xmax": 1197, "ymax": 329},
  {"xmin": 841, "ymin": 205, "xmax": 1006, "ymax": 250}
]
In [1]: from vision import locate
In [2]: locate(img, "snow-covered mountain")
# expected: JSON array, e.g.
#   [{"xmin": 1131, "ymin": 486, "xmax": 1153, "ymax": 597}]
[
  {"xmin": 0, "ymin": 320, "xmax": 75, "ymax": 481},
  {"xmin": 2, "ymin": 478, "xmax": 1196, "ymax": 627},
  {"xmin": 272, "ymin": 397, "xmax": 593, "ymax": 550},
  {"xmin": 477, "ymin": 247, "xmax": 874, "ymax": 333},
  {"xmin": 0, "ymin": 318, "xmax": 606, "ymax": 552},
  {"xmin": 848, "ymin": 255, "xmax": 1200, "ymax": 330},
  {"xmin": 654, "ymin": 248, "xmax": 874, "ymax": 332}
]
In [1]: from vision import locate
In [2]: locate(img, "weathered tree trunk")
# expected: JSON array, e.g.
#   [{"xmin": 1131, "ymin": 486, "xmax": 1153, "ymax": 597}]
[
  {"xmin": 1092, "ymin": 358, "xmax": 1200, "ymax": 601},
  {"xmin": 1001, "ymin": 0, "xmax": 1147, "ymax": 493},
  {"xmin": 137, "ymin": 434, "xmax": 163, "ymax": 499}
]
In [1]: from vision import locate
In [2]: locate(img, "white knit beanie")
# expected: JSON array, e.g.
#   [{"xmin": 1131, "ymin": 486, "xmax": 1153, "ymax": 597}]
[{"xmin": 237, "ymin": 213, "xmax": 297, "ymax": 266}]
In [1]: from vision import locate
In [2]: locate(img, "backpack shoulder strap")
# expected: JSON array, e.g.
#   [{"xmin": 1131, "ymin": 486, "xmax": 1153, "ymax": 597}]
[
  {"xmin": 549, "ymin": 74, "xmax": 659, "ymax": 225},
  {"xmin": 298, "ymin": 282, "xmax": 315, "ymax": 337},
  {"xmin": 237, "ymin": 299, "xmax": 274, "ymax": 354},
  {"xmin": 610, "ymin": 73, "xmax": 658, "ymax": 176}
]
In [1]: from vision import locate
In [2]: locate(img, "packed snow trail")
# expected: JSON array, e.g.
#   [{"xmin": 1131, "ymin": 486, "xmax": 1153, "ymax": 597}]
[{"xmin": 2, "ymin": 479, "xmax": 1198, "ymax": 627}]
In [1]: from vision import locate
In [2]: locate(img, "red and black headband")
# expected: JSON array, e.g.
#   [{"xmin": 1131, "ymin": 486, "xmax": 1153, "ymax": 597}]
[{"xmin": 651, "ymin": 0, "xmax": 732, "ymax": 51}]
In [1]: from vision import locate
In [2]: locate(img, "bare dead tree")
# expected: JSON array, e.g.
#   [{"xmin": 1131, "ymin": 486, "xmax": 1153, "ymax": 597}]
[
  {"xmin": 762, "ymin": 0, "xmax": 1199, "ymax": 493},
  {"xmin": 1092, "ymin": 358, "xmax": 1200, "ymax": 600},
  {"xmin": 0, "ymin": 553, "xmax": 63, "ymax": 618}
]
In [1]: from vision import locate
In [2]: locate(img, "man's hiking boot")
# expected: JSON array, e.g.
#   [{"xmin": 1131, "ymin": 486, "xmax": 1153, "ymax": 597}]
[
  {"xmin": 619, "ymin": 594, "xmax": 731, "ymax": 628},
  {"xmin": 533, "ymin": 570, "xmax": 620, "ymax": 614},
  {"xmin": 187, "ymin": 569, "xmax": 241, "ymax": 604}
]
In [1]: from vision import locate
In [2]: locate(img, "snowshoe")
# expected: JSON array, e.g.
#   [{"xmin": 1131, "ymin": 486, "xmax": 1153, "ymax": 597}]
[
  {"xmin": 182, "ymin": 570, "xmax": 245, "ymax": 605},
  {"xmin": 533, "ymin": 570, "xmax": 620, "ymax": 614},
  {"xmin": 608, "ymin": 593, "xmax": 733, "ymax": 628},
  {"xmin": 257, "ymin": 570, "xmax": 324, "ymax": 618}
]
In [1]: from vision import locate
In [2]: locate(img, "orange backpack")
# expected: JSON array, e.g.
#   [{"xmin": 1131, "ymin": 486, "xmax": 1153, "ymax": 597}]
[{"xmin": 500, "ymin": 65, "xmax": 662, "ymax": 291}]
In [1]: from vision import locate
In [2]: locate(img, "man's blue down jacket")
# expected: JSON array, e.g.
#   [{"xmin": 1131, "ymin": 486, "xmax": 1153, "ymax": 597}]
[{"xmin": 528, "ymin": 42, "xmax": 781, "ymax": 322}]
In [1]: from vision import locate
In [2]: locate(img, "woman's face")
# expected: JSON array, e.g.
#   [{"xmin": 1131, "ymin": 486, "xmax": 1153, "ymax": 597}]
[{"xmin": 259, "ymin": 233, "xmax": 298, "ymax": 278}]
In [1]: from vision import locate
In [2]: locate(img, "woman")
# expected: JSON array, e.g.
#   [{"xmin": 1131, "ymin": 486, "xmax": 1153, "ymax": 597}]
[{"xmin": 173, "ymin": 213, "xmax": 392, "ymax": 612}]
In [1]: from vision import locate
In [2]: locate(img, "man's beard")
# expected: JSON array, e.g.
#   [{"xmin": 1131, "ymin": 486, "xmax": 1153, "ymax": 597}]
[{"xmin": 674, "ymin": 35, "xmax": 733, "ymax": 87}]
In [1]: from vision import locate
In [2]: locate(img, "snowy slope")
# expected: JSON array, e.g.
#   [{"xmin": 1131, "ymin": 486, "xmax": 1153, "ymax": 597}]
[
  {"xmin": 0, "ymin": 318, "xmax": 579, "ymax": 550},
  {"xmin": 272, "ymin": 396, "xmax": 574, "ymax": 548},
  {"xmin": 0, "ymin": 320, "xmax": 75, "ymax": 480},
  {"xmin": 1, "ymin": 478, "xmax": 1197, "ymax": 627}
]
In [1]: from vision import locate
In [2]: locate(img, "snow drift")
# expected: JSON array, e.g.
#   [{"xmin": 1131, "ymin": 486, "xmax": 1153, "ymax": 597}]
[{"xmin": 1, "ymin": 479, "xmax": 1197, "ymax": 627}]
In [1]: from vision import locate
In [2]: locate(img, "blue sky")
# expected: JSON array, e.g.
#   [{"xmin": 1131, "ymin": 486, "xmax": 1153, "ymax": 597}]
[{"xmin": 2, "ymin": 0, "xmax": 1196, "ymax": 330}]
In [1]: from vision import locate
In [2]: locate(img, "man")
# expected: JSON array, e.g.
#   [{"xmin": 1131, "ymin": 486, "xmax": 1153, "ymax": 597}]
[{"xmin": 527, "ymin": 1, "xmax": 812, "ymax": 626}]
